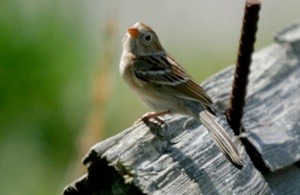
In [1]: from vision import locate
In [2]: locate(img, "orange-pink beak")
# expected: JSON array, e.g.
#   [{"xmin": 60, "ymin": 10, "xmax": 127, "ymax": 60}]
[{"xmin": 127, "ymin": 27, "xmax": 139, "ymax": 38}]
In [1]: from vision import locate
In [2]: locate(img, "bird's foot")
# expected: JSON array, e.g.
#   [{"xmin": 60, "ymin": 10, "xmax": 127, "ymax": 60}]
[{"xmin": 134, "ymin": 111, "xmax": 170, "ymax": 127}]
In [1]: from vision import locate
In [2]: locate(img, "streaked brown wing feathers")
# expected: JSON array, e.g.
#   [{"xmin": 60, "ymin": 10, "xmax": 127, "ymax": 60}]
[{"xmin": 133, "ymin": 54, "xmax": 213, "ymax": 106}]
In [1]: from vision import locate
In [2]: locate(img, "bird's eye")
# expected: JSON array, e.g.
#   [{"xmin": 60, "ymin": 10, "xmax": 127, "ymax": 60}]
[{"xmin": 144, "ymin": 34, "xmax": 152, "ymax": 42}]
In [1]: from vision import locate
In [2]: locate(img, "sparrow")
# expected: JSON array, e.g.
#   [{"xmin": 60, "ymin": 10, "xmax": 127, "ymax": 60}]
[{"xmin": 119, "ymin": 22, "xmax": 243, "ymax": 168}]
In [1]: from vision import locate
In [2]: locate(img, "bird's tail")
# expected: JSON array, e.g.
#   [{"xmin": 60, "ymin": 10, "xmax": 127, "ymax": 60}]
[{"xmin": 199, "ymin": 110, "xmax": 243, "ymax": 169}]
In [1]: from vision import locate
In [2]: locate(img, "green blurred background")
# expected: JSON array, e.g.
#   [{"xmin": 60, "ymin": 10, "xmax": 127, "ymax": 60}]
[{"xmin": 0, "ymin": 0, "xmax": 299, "ymax": 194}]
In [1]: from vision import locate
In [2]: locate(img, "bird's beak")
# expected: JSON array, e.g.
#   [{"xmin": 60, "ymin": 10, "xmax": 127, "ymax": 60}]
[{"xmin": 127, "ymin": 27, "xmax": 139, "ymax": 38}]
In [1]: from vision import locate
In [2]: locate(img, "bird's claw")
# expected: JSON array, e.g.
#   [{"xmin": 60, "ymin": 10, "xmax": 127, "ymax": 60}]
[{"xmin": 134, "ymin": 111, "xmax": 169, "ymax": 127}]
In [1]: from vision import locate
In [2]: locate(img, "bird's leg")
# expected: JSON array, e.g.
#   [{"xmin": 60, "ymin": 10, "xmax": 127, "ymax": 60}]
[{"xmin": 134, "ymin": 110, "xmax": 170, "ymax": 126}]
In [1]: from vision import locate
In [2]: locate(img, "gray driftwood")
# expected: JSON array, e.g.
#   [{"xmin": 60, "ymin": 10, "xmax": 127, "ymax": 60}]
[{"xmin": 64, "ymin": 23, "xmax": 300, "ymax": 195}]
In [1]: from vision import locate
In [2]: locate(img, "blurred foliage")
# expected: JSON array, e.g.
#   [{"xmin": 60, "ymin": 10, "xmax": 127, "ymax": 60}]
[{"xmin": 0, "ymin": 0, "xmax": 97, "ymax": 194}]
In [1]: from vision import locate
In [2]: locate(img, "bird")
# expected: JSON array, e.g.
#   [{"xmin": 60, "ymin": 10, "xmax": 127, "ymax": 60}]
[{"xmin": 119, "ymin": 22, "xmax": 243, "ymax": 168}]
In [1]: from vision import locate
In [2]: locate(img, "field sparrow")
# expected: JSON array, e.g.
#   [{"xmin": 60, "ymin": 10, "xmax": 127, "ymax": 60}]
[{"xmin": 119, "ymin": 22, "xmax": 243, "ymax": 168}]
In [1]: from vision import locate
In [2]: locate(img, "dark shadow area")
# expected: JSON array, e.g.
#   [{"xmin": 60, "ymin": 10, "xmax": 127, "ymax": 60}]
[
  {"xmin": 63, "ymin": 159, "xmax": 143, "ymax": 195},
  {"xmin": 240, "ymin": 136, "xmax": 270, "ymax": 174}
]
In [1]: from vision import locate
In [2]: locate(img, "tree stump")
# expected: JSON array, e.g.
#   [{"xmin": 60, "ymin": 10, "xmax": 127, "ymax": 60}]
[{"xmin": 63, "ymin": 23, "xmax": 300, "ymax": 195}]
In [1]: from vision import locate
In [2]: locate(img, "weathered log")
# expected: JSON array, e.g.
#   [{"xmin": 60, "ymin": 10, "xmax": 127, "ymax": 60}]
[{"xmin": 63, "ymin": 23, "xmax": 300, "ymax": 195}]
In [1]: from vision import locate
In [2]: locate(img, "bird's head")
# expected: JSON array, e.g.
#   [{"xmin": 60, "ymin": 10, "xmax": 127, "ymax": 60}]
[{"xmin": 122, "ymin": 22, "xmax": 164, "ymax": 55}]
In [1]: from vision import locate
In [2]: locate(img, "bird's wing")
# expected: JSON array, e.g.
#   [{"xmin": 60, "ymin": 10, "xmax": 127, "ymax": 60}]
[{"xmin": 134, "ymin": 54, "xmax": 213, "ymax": 106}]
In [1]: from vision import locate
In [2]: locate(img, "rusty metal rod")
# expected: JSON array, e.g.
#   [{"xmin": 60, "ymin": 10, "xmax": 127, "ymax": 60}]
[{"xmin": 227, "ymin": 0, "xmax": 261, "ymax": 135}]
